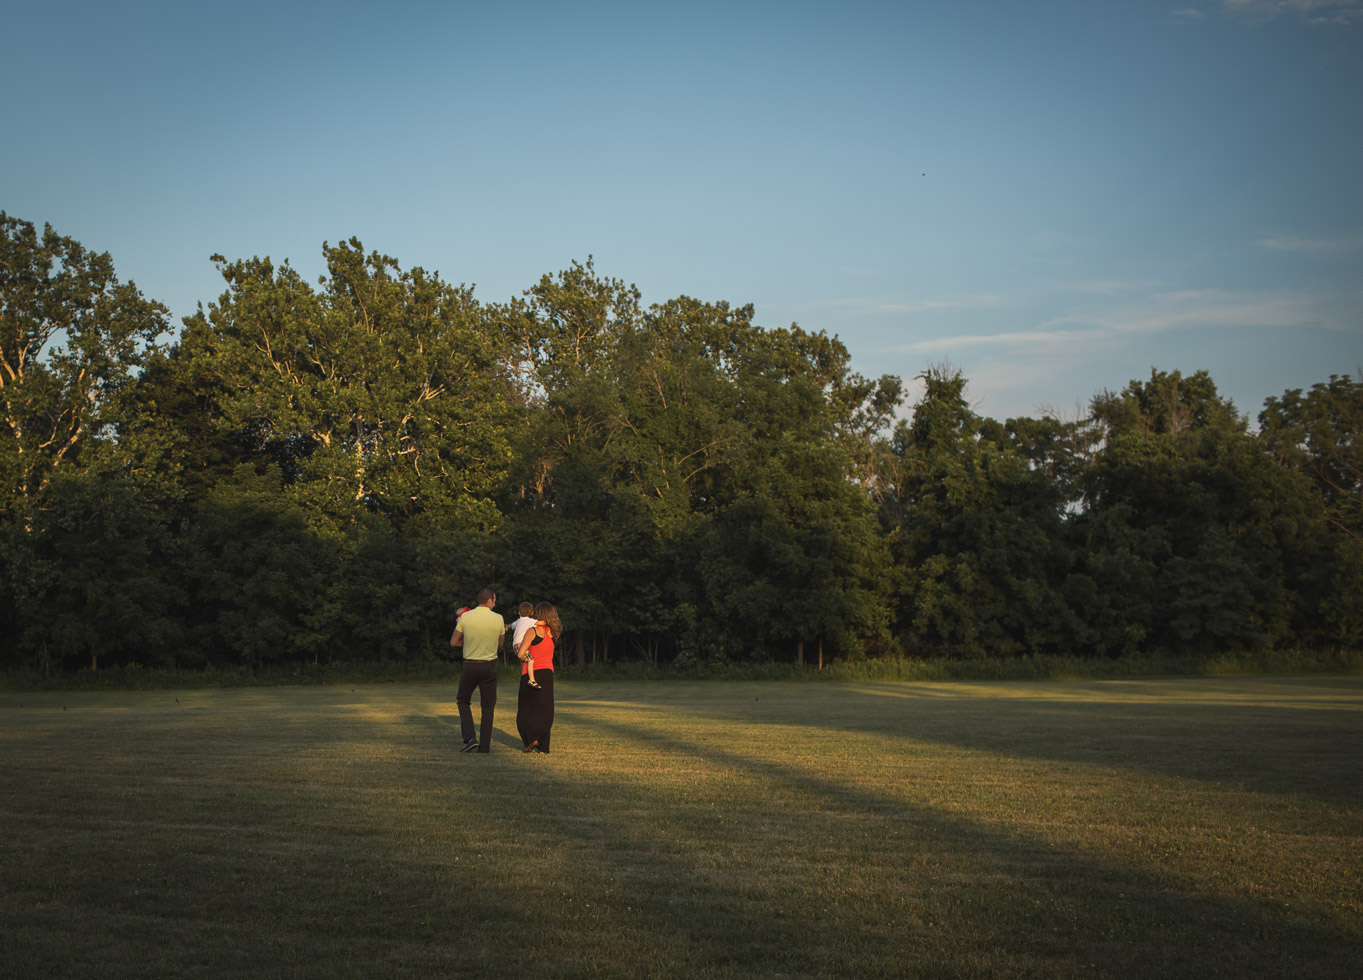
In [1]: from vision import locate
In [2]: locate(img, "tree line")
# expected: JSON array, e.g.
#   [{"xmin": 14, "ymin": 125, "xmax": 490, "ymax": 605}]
[{"xmin": 2, "ymin": 212, "xmax": 1359, "ymax": 674}]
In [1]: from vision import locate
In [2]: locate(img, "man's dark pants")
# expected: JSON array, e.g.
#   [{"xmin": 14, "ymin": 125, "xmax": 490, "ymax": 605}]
[{"xmin": 456, "ymin": 659, "xmax": 498, "ymax": 752}]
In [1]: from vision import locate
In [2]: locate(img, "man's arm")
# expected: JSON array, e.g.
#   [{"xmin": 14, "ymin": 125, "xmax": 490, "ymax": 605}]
[{"xmin": 450, "ymin": 628, "xmax": 464, "ymax": 648}]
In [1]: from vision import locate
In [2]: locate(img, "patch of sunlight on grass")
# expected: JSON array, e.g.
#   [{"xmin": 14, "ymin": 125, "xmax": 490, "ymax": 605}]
[{"xmin": 2, "ymin": 676, "xmax": 1360, "ymax": 978}]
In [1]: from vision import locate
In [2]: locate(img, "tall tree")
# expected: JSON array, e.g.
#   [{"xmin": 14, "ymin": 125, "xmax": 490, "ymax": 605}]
[
  {"xmin": 0, "ymin": 213, "xmax": 170, "ymax": 524},
  {"xmin": 1090, "ymin": 368, "xmax": 1245, "ymax": 438},
  {"xmin": 1258, "ymin": 375, "xmax": 1363, "ymax": 543},
  {"xmin": 174, "ymin": 240, "xmax": 515, "ymax": 527},
  {"xmin": 1077, "ymin": 369, "xmax": 1308, "ymax": 654},
  {"xmin": 178, "ymin": 465, "xmax": 338, "ymax": 668},
  {"xmin": 7, "ymin": 471, "xmax": 181, "ymax": 672},
  {"xmin": 1258, "ymin": 374, "xmax": 1363, "ymax": 648},
  {"xmin": 886, "ymin": 367, "xmax": 1076, "ymax": 658},
  {"xmin": 497, "ymin": 262, "xmax": 897, "ymax": 663},
  {"xmin": 491, "ymin": 260, "xmax": 647, "ymax": 654}
]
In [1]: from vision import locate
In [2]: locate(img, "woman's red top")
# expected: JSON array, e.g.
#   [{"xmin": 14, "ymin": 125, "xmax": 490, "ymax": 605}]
[{"xmin": 523, "ymin": 630, "xmax": 555, "ymax": 675}]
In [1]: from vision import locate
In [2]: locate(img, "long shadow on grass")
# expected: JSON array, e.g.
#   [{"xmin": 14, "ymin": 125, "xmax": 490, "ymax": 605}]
[
  {"xmin": 659, "ymin": 678, "xmax": 1363, "ymax": 808},
  {"xmin": 0, "ymin": 693, "xmax": 546, "ymax": 978},
  {"xmin": 6, "ymin": 687, "xmax": 1358, "ymax": 978},
  {"xmin": 546, "ymin": 704, "xmax": 1361, "ymax": 978},
  {"xmin": 403, "ymin": 711, "xmax": 524, "ymax": 751}
]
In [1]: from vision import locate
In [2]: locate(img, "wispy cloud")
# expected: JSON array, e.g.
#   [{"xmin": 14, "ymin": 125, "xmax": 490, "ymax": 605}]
[
  {"xmin": 1222, "ymin": 0, "xmax": 1363, "ymax": 25},
  {"xmin": 889, "ymin": 288, "xmax": 1351, "ymax": 358},
  {"xmin": 1054, "ymin": 278, "xmax": 1162, "ymax": 297},
  {"xmin": 1171, "ymin": 7, "xmax": 1208, "ymax": 21},
  {"xmin": 1256, "ymin": 229, "xmax": 1363, "ymax": 252},
  {"xmin": 883, "ymin": 288, "xmax": 1360, "ymax": 420},
  {"xmin": 821, "ymin": 294, "xmax": 1007, "ymax": 319},
  {"xmin": 1063, "ymin": 289, "xmax": 1334, "ymax": 335},
  {"xmin": 868, "ymin": 296, "xmax": 1006, "ymax": 315},
  {"xmin": 892, "ymin": 327, "xmax": 1080, "ymax": 355}
]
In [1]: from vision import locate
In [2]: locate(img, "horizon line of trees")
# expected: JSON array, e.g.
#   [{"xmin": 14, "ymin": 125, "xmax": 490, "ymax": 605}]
[{"xmin": 2, "ymin": 211, "xmax": 1359, "ymax": 674}]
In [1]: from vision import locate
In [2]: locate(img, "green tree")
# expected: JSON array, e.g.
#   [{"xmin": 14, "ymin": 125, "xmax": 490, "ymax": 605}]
[
  {"xmin": 698, "ymin": 440, "xmax": 891, "ymax": 665},
  {"xmin": 1090, "ymin": 368, "xmax": 1245, "ymax": 438},
  {"xmin": 1258, "ymin": 374, "xmax": 1363, "ymax": 648},
  {"xmin": 6, "ymin": 471, "xmax": 181, "ymax": 672},
  {"xmin": 496, "ymin": 262, "xmax": 897, "ymax": 664},
  {"xmin": 693, "ymin": 324, "xmax": 896, "ymax": 663},
  {"xmin": 179, "ymin": 466, "xmax": 338, "ymax": 668},
  {"xmin": 331, "ymin": 516, "xmax": 413, "ymax": 661},
  {"xmin": 0, "ymin": 213, "xmax": 170, "ymax": 525},
  {"xmin": 1258, "ymin": 374, "xmax": 1362, "ymax": 543},
  {"xmin": 174, "ymin": 240, "xmax": 515, "ymax": 527},
  {"xmin": 494, "ymin": 265, "xmax": 740, "ymax": 659},
  {"xmin": 1076, "ymin": 369, "xmax": 1311, "ymax": 655},
  {"xmin": 885, "ymin": 367, "xmax": 1077, "ymax": 658}
]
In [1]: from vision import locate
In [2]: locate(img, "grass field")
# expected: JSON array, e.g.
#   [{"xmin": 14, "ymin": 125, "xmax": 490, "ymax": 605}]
[{"xmin": 2, "ymin": 675, "xmax": 1360, "ymax": 978}]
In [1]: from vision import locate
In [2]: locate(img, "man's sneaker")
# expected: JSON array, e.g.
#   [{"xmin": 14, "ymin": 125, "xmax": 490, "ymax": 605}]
[{"xmin": 460, "ymin": 739, "xmax": 478, "ymax": 753}]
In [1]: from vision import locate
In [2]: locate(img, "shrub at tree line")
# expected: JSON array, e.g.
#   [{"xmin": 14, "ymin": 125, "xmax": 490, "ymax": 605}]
[{"xmin": 2, "ymin": 212, "xmax": 1359, "ymax": 675}]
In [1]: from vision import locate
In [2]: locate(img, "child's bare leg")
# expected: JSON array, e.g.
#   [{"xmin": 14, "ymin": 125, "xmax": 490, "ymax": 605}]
[{"xmin": 528, "ymin": 662, "xmax": 540, "ymax": 688}]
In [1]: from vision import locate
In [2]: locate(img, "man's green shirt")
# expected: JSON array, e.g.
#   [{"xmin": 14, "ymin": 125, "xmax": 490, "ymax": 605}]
[{"xmin": 457, "ymin": 606, "xmax": 504, "ymax": 661}]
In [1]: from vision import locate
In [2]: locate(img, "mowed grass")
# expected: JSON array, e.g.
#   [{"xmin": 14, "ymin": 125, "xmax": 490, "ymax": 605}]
[{"xmin": 1, "ymin": 677, "xmax": 1360, "ymax": 979}]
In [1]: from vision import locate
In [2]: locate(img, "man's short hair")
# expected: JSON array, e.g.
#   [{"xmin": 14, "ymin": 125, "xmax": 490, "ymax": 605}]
[{"xmin": 476, "ymin": 588, "xmax": 496, "ymax": 606}]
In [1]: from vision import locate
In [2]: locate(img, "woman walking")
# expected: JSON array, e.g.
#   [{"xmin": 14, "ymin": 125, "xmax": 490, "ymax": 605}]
[{"xmin": 515, "ymin": 601, "xmax": 560, "ymax": 753}]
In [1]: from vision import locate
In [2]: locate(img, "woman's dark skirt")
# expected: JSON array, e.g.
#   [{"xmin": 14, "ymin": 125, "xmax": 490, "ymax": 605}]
[{"xmin": 516, "ymin": 670, "xmax": 554, "ymax": 753}]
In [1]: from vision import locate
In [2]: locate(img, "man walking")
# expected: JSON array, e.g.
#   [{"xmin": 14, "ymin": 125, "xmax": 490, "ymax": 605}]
[{"xmin": 450, "ymin": 588, "xmax": 504, "ymax": 753}]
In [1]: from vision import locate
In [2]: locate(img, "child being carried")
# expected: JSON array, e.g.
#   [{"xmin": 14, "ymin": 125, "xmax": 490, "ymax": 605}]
[{"xmin": 509, "ymin": 601, "xmax": 543, "ymax": 688}]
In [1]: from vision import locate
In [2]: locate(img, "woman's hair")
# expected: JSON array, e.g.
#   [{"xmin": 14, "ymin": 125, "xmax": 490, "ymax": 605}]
[
  {"xmin": 518, "ymin": 601, "xmax": 534, "ymax": 617},
  {"xmin": 534, "ymin": 601, "xmax": 563, "ymax": 637}
]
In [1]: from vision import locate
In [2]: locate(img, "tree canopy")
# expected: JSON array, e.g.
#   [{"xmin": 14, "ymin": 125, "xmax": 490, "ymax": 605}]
[{"xmin": 1, "ymin": 215, "xmax": 1357, "ymax": 674}]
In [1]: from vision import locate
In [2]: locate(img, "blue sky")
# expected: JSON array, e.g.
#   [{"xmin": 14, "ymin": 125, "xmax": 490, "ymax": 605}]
[{"xmin": 6, "ymin": 0, "xmax": 1361, "ymax": 423}]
